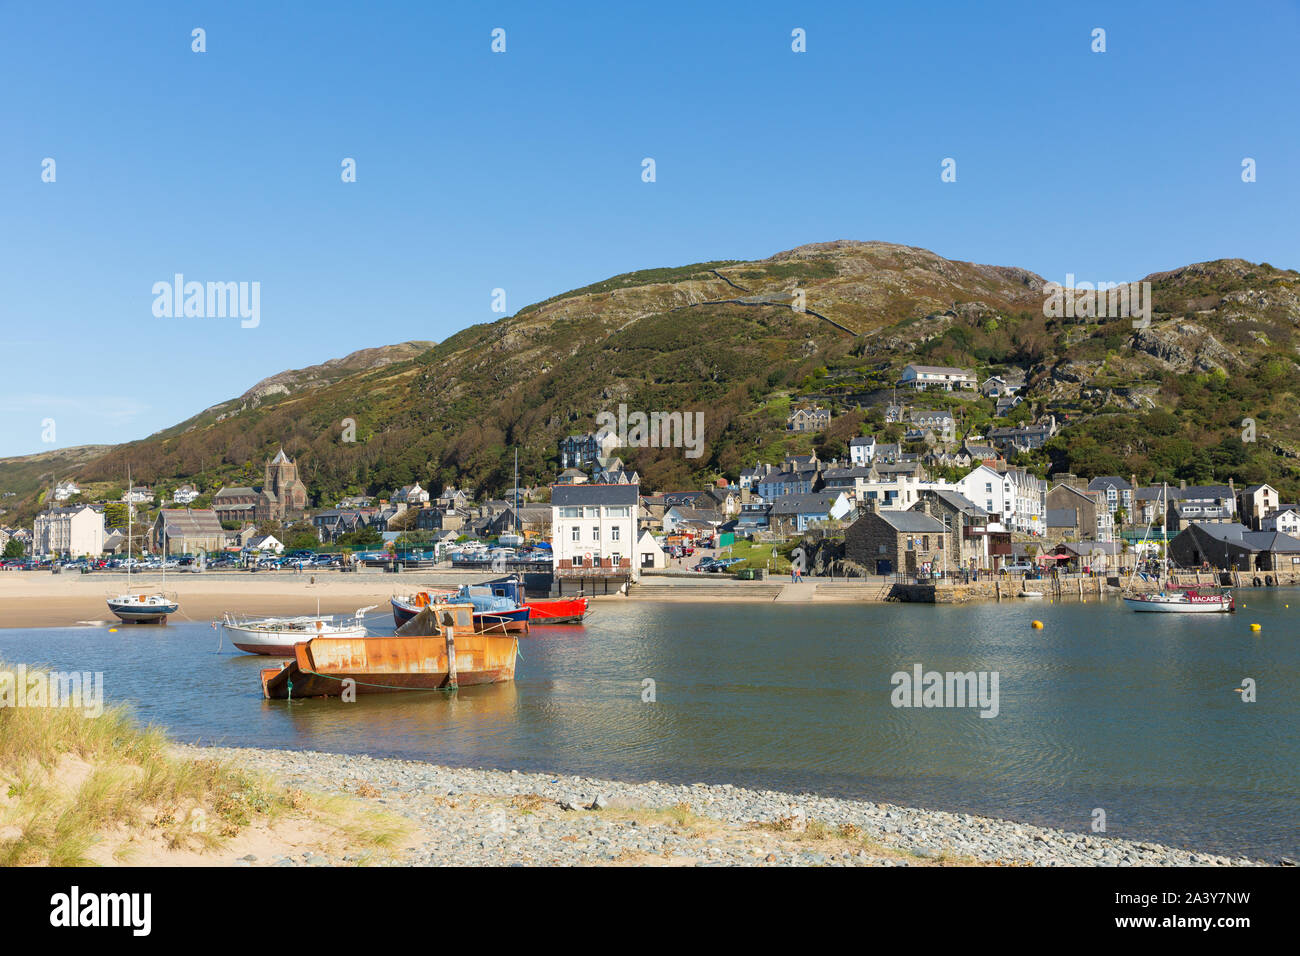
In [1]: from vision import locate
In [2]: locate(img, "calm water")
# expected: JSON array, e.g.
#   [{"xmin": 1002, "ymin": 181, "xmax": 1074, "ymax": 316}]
[{"xmin": 3, "ymin": 594, "xmax": 1297, "ymax": 859}]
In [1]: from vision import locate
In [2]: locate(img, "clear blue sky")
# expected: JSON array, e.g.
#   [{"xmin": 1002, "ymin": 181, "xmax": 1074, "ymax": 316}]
[{"xmin": 2, "ymin": 0, "xmax": 1297, "ymax": 457}]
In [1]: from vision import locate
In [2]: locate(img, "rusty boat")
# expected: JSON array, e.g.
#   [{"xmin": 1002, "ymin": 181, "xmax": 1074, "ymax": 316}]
[{"xmin": 260, "ymin": 602, "xmax": 518, "ymax": 700}]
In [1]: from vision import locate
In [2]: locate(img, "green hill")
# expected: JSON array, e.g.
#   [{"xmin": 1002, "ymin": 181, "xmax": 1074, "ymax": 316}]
[{"xmin": 5, "ymin": 241, "xmax": 1299, "ymax": 526}]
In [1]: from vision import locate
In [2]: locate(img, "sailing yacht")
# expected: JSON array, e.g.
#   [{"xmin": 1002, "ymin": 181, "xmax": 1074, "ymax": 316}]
[
  {"xmin": 1121, "ymin": 482, "xmax": 1234, "ymax": 613},
  {"xmin": 107, "ymin": 472, "xmax": 180, "ymax": 624}
]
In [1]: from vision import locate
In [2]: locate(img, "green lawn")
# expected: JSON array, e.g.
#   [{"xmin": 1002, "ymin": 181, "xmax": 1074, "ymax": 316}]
[{"xmin": 724, "ymin": 538, "xmax": 793, "ymax": 573}]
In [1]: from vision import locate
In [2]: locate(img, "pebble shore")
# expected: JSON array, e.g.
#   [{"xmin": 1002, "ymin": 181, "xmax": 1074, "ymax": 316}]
[{"xmin": 173, "ymin": 745, "xmax": 1271, "ymax": 867}]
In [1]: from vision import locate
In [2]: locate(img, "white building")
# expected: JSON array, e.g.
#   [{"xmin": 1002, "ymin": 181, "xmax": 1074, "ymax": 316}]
[
  {"xmin": 898, "ymin": 364, "xmax": 977, "ymax": 392},
  {"xmin": 393, "ymin": 482, "xmax": 431, "ymax": 506},
  {"xmin": 849, "ymin": 436, "xmax": 876, "ymax": 467},
  {"xmin": 1261, "ymin": 508, "xmax": 1300, "ymax": 536},
  {"xmin": 955, "ymin": 465, "xmax": 1046, "ymax": 535},
  {"xmin": 123, "ymin": 487, "xmax": 154, "ymax": 504},
  {"xmin": 245, "ymin": 534, "xmax": 284, "ymax": 554},
  {"xmin": 856, "ymin": 475, "xmax": 957, "ymax": 510},
  {"xmin": 172, "ymin": 484, "xmax": 200, "ymax": 505},
  {"xmin": 52, "ymin": 480, "xmax": 81, "ymax": 502},
  {"xmin": 33, "ymin": 505, "xmax": 104, "ymax": 557},
  {"xmin": 551, "ymin": 483, "xmax": 641, "ymax": 578},
  {"xmin": 636, "ymin": 530, "xmax": 667, "ymax": 571}
]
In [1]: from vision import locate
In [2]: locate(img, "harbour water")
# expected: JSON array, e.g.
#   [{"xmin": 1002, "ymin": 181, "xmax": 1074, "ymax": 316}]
[{"xmin": 2, "ymin": 593, "xmax": 1296, "ymax": 859}]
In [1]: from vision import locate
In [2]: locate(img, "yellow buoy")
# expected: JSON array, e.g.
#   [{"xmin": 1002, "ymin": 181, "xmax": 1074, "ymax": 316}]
[
  {"xmin": 1250, "ymin": 623, "xmax": 1261, "ymax": 632},
  {"xmin": 1031, "ymin": 620, "xmax": 1044, "ymax": 629},
  {"xmin": 108, "ymin": 627, "xmax": 118, "ymax": 633}
]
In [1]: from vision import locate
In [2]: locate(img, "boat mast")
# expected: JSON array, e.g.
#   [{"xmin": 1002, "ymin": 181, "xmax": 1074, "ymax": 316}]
[
  {"xmin": 1164, "ymin": 486, "xmax": 1175, "ymax": 582},
  {"xmin": 126, "ymin": 467, "xmax": 132, "ymax": 590}
]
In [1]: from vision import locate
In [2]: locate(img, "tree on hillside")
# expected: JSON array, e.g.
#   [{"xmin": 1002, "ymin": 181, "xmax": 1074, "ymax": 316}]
[
  {"xmin": 3, "ymin": 539, "xmax": 24, "ymax": 558},
  {"xmin": 336, "ymin": 526, "xmax": 382, "ymax": 549},
  {"xmin": 283, "ymin": 520, "xmax": 319, "ymax": 550}
]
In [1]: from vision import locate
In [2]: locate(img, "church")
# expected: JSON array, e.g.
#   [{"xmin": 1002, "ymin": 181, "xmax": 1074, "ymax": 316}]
[{"xmin": 212, "ymin": 449, "xmax": 309, "ymax": 525}]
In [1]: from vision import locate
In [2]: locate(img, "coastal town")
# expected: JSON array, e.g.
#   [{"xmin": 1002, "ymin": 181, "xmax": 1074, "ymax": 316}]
[{"xmin": 5, "ymin": 364, "xmax": 1299, "ymax": 598}]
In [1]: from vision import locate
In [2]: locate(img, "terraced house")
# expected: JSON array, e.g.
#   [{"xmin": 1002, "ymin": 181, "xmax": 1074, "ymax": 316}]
[{"xmin": 955, "ymin": 464, "xmax": 1046, "ymax": 535}]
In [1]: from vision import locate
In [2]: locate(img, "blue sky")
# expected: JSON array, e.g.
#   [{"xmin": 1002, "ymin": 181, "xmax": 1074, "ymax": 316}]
[{"xmin": 2, "ymin": 0, "xmax": 1297, "ymax": 457}]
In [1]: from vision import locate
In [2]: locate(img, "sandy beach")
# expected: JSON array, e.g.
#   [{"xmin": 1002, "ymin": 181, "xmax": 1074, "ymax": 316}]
[
  {"xmin": 0, "ymin": 569, "xmax": 926, "ymax": 628},
  {"xmin": 0, "ymin": 569, "xmax": 496, "ymax": 629}
]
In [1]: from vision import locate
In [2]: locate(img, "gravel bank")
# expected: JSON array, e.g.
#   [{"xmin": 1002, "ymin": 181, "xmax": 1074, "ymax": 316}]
[{"xmin": 173, "ymin": 745, "xmax": 1269, "ymax": 867}]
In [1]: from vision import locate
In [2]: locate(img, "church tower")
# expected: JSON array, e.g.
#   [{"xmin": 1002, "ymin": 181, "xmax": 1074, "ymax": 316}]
[{"xmin": 263, "ymin": 448, "xmax": 308, "ymax": 519}]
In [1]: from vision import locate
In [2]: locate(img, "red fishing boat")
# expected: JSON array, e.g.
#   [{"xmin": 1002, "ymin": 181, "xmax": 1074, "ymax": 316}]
[
  {"xmin": 480, "ymin": 575, "xmax": 588, "ymax": 624},
  {"xmin": 392, "ymin": 576, "xmax": 587, "ymax": 628}
]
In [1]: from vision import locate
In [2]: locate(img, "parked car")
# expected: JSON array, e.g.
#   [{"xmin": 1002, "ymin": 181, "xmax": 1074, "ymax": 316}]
[{"xmin": 1003, "ymin": 562, "xmax": 1036, "ymax": 574}]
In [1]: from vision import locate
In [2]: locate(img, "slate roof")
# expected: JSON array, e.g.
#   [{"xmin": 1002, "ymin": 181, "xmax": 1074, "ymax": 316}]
[
  {"xmin": 551, "ymin": 484, "xmax": 640, "ymax": 506},
  {"xmin": 1184, "ymin": 523, "xmax": 1300, "ymax": 551},
  {"xmin": 1087, "ymin": 476, "xmax": 1132, "ymax": 491},
  {"xmin": 157, "ymin": 509, "xmax": 224, "ymax": 536},
  {"xmin": 871, "ymin": 510, "xmax": 947, "ymax": 533},
  {"xmin": 769, "ymin": 493, "xmax": 843, "ymax": 516}
]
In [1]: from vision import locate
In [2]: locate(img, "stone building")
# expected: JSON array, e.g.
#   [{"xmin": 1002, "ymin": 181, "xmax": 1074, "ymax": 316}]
[
  {"xmin": 844, "ymin": 499, "xmax": 951, "ymax": 577},
  {"xmin": 212, "ymin": 448, "xmax": 308, "ymax": 525},
  {"xmin": 151, "ymin": 509, "xmax": 227, "ymax": 555}
]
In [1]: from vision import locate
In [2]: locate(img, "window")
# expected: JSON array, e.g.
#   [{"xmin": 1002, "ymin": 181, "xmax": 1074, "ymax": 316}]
[
  {"xmin": 592, "ymin": 526, "xmax": 600, "ymax": 540},
  {"xmin": 559, "ymin": 506, "xmax": 580, "ymax": 518},
  {"xmin": 571, "ymin": 526, "xmax": 580, "ymax": 542},
  {"xmin": 611, "ymin": 526, "xmax": 620, "ymax": 541},
  {"xmin": 606, "ymin": 506, "xmax": 631, "ymax": 518}
]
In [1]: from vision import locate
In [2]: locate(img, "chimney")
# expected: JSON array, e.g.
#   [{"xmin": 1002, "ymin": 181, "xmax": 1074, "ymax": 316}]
[
  {"xmin": 868, "ymin": 497, "xmax": 879, "ymax": 514},
  {"xmin": 1180, "ymin": 479, "xmax": 1187, "ymax": 491}
]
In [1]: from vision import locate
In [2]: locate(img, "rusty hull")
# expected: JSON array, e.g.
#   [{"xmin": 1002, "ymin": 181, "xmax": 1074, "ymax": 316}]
[{"xmin": 260, "ymin": 630, "xmax": 518, "ymax": 699}]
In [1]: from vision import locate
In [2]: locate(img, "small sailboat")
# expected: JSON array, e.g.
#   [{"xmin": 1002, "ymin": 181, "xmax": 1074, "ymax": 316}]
[
  {"xmin": 107, "ymin": 470, "xmax": 179, "ymax": 624},
  {"xmin": 221, "ymin": 605, "xmax": 376, "ymax": 655},
  {"xmin": 1122, "ymin": 586, "xmax": 1234, "ymax": 613},
  {"xmin": 1121, "ymin": 482, "xmax": 1233, "ymax": 613}
]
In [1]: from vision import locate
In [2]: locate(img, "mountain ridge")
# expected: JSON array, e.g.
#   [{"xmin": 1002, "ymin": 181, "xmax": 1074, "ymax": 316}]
[{"xmin": 3, "ymin": 241, "xmax": 1298, "ymax": 526}]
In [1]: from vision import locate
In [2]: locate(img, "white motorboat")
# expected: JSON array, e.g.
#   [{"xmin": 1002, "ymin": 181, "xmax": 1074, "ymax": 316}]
[
  {"xmin": 1018, "ymin": 589, "xmax": 1044, "ymax": 599},
  {"xmin": 221, "ymin": 605, "xmax": 377, "ymax": 655}
]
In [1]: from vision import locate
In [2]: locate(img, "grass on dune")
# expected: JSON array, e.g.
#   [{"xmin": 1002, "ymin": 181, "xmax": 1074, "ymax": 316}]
[{"xmin": 0, "ymin": 659, "xmax": 408, "ymax": 866}]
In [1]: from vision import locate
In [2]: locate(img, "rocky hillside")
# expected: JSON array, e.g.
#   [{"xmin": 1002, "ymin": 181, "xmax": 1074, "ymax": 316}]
[{"xmin": 4, "ymin": 241, "xmax": 1299, "ymax": 523}]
